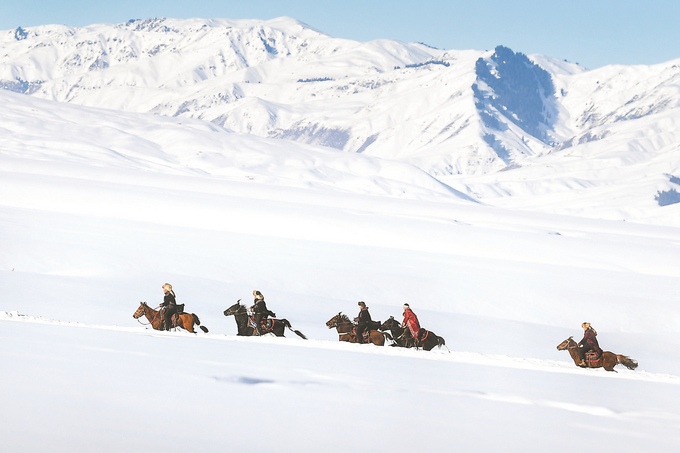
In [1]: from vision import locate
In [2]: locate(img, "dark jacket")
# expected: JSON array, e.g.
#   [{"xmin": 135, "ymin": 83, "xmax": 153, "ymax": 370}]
[
  {"xmin": 161, "ymin": 291, "xmax": 176, "ymax": 307},
  {"xmin": 252, "ymin": 298, "xmax": 268, "ymax": 315},
  {"xmin": 356, "ymin": 307, "xmax": 372, "ymax": 326},
  {"xmin": 578, "ymin": 328, "xmax": 602, "ymax": 354}
]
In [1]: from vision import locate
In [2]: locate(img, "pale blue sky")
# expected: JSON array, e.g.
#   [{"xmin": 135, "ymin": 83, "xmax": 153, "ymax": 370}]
[{"xmin": 3, "ymin": 0, "xmax": 678, "ymax": 69}]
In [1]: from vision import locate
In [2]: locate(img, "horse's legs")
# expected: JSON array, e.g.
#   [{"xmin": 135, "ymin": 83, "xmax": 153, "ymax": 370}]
[
  {"xmin": 370, "ymin": 331, "xmax": 385, "ymax": 346},
  {"xmin": 603, "ymin": 353, "xmax": 617, "ymax": 372},
  {"xmin": 179, "ymin": 314, "xmax": 195, "ymax": 333},
  {"xmin": 273, "ymin": 320, "xmax": 286, "ymax": 337}
]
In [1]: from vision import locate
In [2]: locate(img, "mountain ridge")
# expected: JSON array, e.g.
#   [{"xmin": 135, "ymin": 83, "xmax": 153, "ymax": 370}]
[{"xmin": 2, "ymin": 17, "xmax": 680, "ymax": 224}]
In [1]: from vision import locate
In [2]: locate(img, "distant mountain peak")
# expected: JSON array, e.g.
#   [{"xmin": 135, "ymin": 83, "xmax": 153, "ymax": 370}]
[
  {"xmin": 474, "ymin": 45, "xmax": 556, "ymax": 143},
  {"xmin": 1, "ymin": 19, "xmax": 679, "ymax": 178}
]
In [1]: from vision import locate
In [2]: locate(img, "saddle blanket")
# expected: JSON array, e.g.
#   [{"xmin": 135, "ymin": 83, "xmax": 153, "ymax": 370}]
[
  {"xmin": 351, "ymin": 327, "xmax": 372, "ymax": 341},
  {"xmin": 249, "ymin": 317, "xmax": 273, "ymax": 331},
  {"xmin": 585, "ymin": 351, "xmax": 601, "ymax": 364}
]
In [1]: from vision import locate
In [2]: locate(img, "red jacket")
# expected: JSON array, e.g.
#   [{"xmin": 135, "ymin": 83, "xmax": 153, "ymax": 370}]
[{"xmin": 402, "ymin": 308, "xmax": 421, "ymax": 337}]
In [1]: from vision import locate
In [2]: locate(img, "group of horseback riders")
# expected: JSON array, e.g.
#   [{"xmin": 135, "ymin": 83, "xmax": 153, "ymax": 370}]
[
  {"xmin": 354, "ymin": 300, "xmax": 422, "ymax": 344},
  {"xmin": 159, "ymin": 283, "xmax": 425, "ymax": 342},
  {"xmin": 158, "ymin": 283, "xmax": 607, "ymax": 364},
  {"xmin": 160, "ymin": 284, "xmax": 275, "ymax": 334}
]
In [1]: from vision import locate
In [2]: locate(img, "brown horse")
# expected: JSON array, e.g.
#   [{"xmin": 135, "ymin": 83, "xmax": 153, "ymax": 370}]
[
  {"xmin": 133, "ymin": 302, "xmax": 209, "ymax": 334},
  {"xmin": 556, "ymin": 336, "xmax": 638, "ymax": 372},
  {"xmin": 325, "ymin": 313, "xmax": 390, "ymax": 346}
]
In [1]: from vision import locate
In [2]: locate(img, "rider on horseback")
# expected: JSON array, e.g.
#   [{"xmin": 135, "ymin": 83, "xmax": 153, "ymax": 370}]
[
  {"xmin": 161, "ymin": 283, "xmax": 177, "ymax": 331},
  {"xmin": 577, "ymin": 322, "xmax": 602, "ymax": 367},
  {"xmin": 251, "ymin": 290, "xmax": 275, "ymax": 335},
  {"xmin": 401, "ymin": 303, "xmax": 421, "ymax": 342},
  {"xmin": 354, "ymin": 301, "xmax": 372, "ymax": 344}
]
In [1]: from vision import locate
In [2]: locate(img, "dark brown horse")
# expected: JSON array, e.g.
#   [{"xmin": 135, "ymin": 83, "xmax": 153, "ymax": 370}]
[
  {"xmin": 325, "ymin": 313, "xmax": 390, "ymax": 346},
  {"xmin": 379, "ymin": 316, "xmax": 415, "ymax": 348},
  {"xmin": 133, "ymin": 302, "xmax": 209, "ymax": 333},
  {"xmin": 417, "ymin": 328, "xmax": 448, "ymax": 352},
  {"xmin": 556, "ymin": 336, "xmax": 638, "ymax": 372},
  {"xmin": 223, "ymin": 300, "xmax": 307, "ymax": 339},
  {"xmin": 379, "ymin": 316, "xmax": 448, "ymax": 351}
]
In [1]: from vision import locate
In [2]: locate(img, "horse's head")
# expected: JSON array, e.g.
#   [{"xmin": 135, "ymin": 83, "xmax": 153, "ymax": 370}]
[
  {"xmin": 379, "ymin": 316, "xmax": 398, "ymax": 331},
  {"xmin": 133, "ymin": 302, "xmax": 148, "ymax": 319},
  {"xmin": 224, "ymin": 300, "xmax": 244, "ymax": 317},
  {"xmin": 556, "ymin": 336, "xmax": 575, "ymax": 351},
  {"xmin": 326, "ymin": 312, "xmax": 343, "ymax": 328}
]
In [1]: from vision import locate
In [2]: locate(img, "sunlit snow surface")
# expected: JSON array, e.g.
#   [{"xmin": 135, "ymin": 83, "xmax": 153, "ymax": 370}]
[{"xmin": 2, "ymin": 74, "xmax": 680, "ymax": 451}]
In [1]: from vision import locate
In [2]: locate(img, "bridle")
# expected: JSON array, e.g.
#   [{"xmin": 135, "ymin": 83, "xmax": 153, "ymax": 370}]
[
  {"xmin": 134, "ymin": 302, "xmax": 162, "ymax": 326},
  {"xmin": 326, "ymin": 314, "xmax": 355, "ymax": 338},
  {"xmin": 225, "ymin": 303, "xmax": 248, "ymax": 317},
  {"xmin": 558, "ymin": 337, "xmax": 578, "ymax": 350}
]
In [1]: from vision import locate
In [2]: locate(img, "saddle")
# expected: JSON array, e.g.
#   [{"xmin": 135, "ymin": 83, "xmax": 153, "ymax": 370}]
[
  {"xmin": 350, "ymin": 327, "xmax": 371, "ymax": 342},
  {"xmin": 585, "ymin": 350, "xmax": 601, "ymax": 365},
  {"xmin": 352, "ymin": 321, "xmax": 381, "ymax": 342},
  {"xmin": 161, "ymin": 305, "xmax": 184, "ymax": 329},
  {"xmin": 249, "ymin": 316, "xmax": 274, "ymax": 333}
]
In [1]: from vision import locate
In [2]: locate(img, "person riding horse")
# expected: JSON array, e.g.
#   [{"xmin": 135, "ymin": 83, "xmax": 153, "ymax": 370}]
[
  {"xmin": 160, "ymin": 283, "xmax": 177, "ymax": 331},
  {"xmin": 354, "ymin": 301, "xmax": 372, "ymax": 344},
  {"xmin": 401, "ymin": 303, "xmax": 421, "ymax": 341},
  {"xmin": 577, "ymin": 322, "xmax": 602, "ymax": 366},
  {"xmin": 251, "ymin": 290, "xmax": 275, "ymax": 335}
]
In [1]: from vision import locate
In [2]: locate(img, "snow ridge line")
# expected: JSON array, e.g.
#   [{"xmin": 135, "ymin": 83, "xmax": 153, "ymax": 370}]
[{"xmin": 3, "ymin": 310, "xmax": 679, "ymax": 384}]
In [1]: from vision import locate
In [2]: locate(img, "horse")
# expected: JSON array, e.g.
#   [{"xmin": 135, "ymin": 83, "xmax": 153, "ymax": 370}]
[
  {"xmin": 379, "ymin": 316, "xmax": 448, "ymax": 351},
  {"xmin": 417, "ymin": 328, "xmax": 448, "ymax": 352},
  {"xmin": 379, "ymin": 316, "xmax": 414, "ymax": 348},
  {"xmin": 556, "ymin": 336, "xmax": 638, "ymax": 372},
  {"xmin": 223, "ymin": 300, "xmax": 307, "ymax": 339},
  {"xmin": 325, "ymin": 312, "xmax": 390, "ymax": 346},
  {"xmin": 133, "ymin": 302, "xmax": 209, "ymax": 333}
]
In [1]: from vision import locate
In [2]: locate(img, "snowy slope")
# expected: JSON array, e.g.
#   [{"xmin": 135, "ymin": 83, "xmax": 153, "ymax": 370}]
[{"xmin": 2, "ymin": 19, "xmax": 680, "ymax": 451}]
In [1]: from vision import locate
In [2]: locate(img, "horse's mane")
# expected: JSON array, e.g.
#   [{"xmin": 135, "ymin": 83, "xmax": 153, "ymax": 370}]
[{"xmin": 339, "ymin": 314, "xmax": 352, "ymax": 324}]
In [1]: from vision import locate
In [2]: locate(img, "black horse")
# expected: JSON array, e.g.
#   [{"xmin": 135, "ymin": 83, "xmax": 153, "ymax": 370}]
[
  {"xmin": 379, "ymin": 316, "xmax": 448, "ymax": 352},
  {"xmin": 223, "ymin": 300, "xmax": 307, "ymax": 339},
  {"xmin": 379, "ymin": 316, "xmax": 416, "ymax": 348}
]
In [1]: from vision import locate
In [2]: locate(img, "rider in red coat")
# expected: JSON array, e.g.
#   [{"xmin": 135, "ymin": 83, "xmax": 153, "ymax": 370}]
[
  {"xmin": 577, "ymin": 322, "xmax": 602, "ymax": 366},
  {"xmin": 401, "ymin": 303, "xmax": 421, "ymax": 339}
]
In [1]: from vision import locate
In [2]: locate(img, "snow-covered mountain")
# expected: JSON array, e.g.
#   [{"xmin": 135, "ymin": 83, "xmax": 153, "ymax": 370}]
[
  {"xmin": 2, "ymin": 16, "xmax": 680, "ymax": 225},
  {"xmin": 3, "ymin": 17, "xmax": 678, "ymax": 180}
]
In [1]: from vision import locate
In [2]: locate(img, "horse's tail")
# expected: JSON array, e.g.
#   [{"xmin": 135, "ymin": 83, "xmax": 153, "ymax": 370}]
[
  {"xmin": 192, "ymin": 313, "xmax": 209, "ymax": 333},
  {"xmin": 282, "ymin": 319, "xmax": 307, "ymax": 340},
  {"xmin": 617, "ymin": 355, "xmax": 638, "ymax": 370}
]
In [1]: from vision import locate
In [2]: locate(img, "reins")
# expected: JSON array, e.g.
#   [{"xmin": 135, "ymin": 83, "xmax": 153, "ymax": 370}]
[
  {"xmin": 333, "ymin": 320, "xmax": 354, "ymax": 336},
  {"xmin": 136, "ymin": 303, "xmax": 162, "ymax": 326}
]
